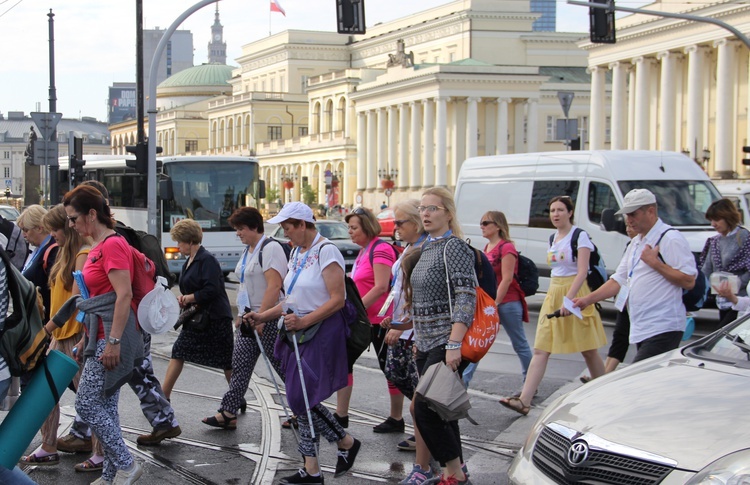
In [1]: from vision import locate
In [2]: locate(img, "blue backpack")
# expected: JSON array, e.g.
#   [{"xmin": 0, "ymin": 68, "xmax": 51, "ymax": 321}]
[
  {"xmin": 655, "ymin": 229, "xmax": 709, "ymax": 312},
  {"xmin": 549, "ymin": 228, "xmax": 607, "ymax": 291}
]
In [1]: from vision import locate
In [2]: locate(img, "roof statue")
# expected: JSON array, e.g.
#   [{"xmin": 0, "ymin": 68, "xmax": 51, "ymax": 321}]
[{"xmin": 387, "ymin": 39, "xmax": 414, "ymax": 68}]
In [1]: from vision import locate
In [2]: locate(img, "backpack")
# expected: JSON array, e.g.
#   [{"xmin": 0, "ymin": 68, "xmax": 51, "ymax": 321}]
[
  {"xmin": 319, "ymin": 242, "xmax": 372, "ymax": 361},
  {"xmin": 258, "ymin": 237, "xmax": 292, "ymax": 266},
  {"xmin": 516, "ymin": 254, "xmax": 539, "ymax": 297},
  {"xmin": 100, "ymin": 234, "xmax": 158, "ymax": 319},
  {"xmin": 368, "ymin": 239, "xmax": 404, "ymax": 268},
  {"xmin": 656, "ymin": 228, "xmax": 710, "ymax": 312},
  {"xmin": 0, "ymin": 247, "xmax": 49, "ymax": 377},
  {"xmin": 0, "ymin": 216, "xmax": 28, "ymax": 271},
  {"xmin": 114, "ymin": 221, "xmax": 174, "ymax": 287},
  {"xmin": 471, "ymin": 246, "xmax": 498, "ymax": 300},
  {"xmin": 550, "ymin": 228, "xmax": 607, "ymax": 291}
]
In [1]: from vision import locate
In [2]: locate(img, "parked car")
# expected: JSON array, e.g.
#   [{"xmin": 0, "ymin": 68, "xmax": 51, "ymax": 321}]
[
  {"xmin": 377, "ymin": 208, "xmax": 397, "ymax": 240},
  {"xmin": 268, "ymin": 219, "xmax": 360, "ymax": 273},
  {"xmin": 0, "ymin": 205, "xmax": 20, "ymax": 222},
  {"xmin": 509, "ymin": 312, "xmax": 750, "ymax": 484}
]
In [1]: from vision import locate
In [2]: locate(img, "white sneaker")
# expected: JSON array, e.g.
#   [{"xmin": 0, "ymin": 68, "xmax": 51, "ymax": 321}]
[
  {"xmin": 91, "ymin": 479, "xmax": 112, "ymax": 485},
  {"xmin": 113, "ymin": 461, "xmax": 143, "ymax": 485}
]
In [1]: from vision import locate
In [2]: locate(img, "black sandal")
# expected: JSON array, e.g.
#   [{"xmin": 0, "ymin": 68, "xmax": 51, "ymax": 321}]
[
  {"xmin": 202, "ymin": 411, "xmax": 237, "ymax": 430},
  {"xmin": 281, "ymin": 415, "xmax": 299, "ymax": 429}
]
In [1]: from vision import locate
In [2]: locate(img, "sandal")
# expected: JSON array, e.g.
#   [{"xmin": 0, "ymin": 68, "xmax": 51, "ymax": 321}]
[
  {"xmin": 20, "ymin": 451, "xmax": 60, "ymax": 466},
  {"xmin": 74, "ymin": 458, "xmax": 104, "ymax": 473},
  {"xmin": 281, "ymin": 415, "xmax": 299, "ymax": 429},
  {"xmin": 202, "ymin": 410, "xmax": 237, "ymax": 430},
  {"xmin": 580, "ymin": 376, "xmax": 592, "ymax": 384},
  {"xmin": 499, "ymin": 397, "xmax": 530, "ymax": 416}
]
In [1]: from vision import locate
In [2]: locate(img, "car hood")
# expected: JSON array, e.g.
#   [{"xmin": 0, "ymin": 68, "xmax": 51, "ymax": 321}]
[{"xmin": 542, "ymin": 354, "xmax": 750, "ymax": 471}]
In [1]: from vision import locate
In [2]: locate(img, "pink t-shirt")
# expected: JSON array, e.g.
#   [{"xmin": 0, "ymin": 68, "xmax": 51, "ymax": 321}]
[
  {"xmin": 485, "ymin": 241, "xmax": 526, "ymax": 304},
  {"xmin": 83, "ymin": 235, "xmax": 134, "ymax": 340},
  {"xmin": 352, "ymin": 239, "xmax": 398, "ymax": 325}
]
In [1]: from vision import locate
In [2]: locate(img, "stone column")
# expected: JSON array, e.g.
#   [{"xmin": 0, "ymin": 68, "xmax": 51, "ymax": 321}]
[
  {"xmin": 398, "ymin": 104, "xmax": 409, "ymax": 188},
  {"xmin": 388, "ymin": 105, "xmax": 398, "ymax": 185},
  {"xmin": 496, "ymin": 98, "xmax": 510, "ymax": 154},
  {"xmin": 377, "ymin": 108, "xmax": 387, "ymax": 179},
  {"xmin": 588, "ymin": 66, "xmax": 606, "ymax": 149},
  {"xmin": 357, "ymin": 111, "xmax": 366, "ymax": 191},
  {"xmin": 367, "ymin": 110, "xmax": 377, "ymax": 190},
  {"xmin": 633, "ymin": 56, "xmax": 654, "ymax": 150},
  {"xmin": 609, "ymin": 62, "xmax": 628, "ymax": 150},
  {"xmin": 435, "ymin": 96, "xmax": 449, "ymax": 187},
  {"xmin": 466, "ymin": 97, "xmax": 479, "ymax": 159},
  {"xmin": 514, "ymin": 101, "xmax": 525, "ymax": 153},
  {"xmin": 715, "ymin": 39, "xmax": 738, "ymax": 176},
  {"xmin": 410, "ymin": 101, "xmax": 422, "ymax": 189},
  {"xmin": 627, "ymin": 67, "xmax": 636, "ymax": 149},
  {"xmin": 685, "ymin": 45, "xmax": 708, "ymax": 159},
  {"xmin": 423, "ymin": 99, "xmax": 435, "ymax": 187},
  {"xmin": 657, "ymin": 52, "xmax": 678, "ymax": 151},
  {"xmin": 527, "ymin": 98, "xmax": 539, "ymax": 152}
]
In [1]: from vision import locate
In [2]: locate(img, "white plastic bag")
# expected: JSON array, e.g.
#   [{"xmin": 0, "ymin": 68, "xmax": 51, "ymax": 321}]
[{"xmin": 137, "ymin": 276, "xmax": 180, "ymax": 334}]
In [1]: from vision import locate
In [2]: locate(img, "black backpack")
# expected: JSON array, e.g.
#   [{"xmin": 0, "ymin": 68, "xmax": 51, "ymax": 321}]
[
  {"xmin": 114, "ymin": 221, "xmax": 175, "ymax": 287},
  {"xmin": 0, "ymin": 248, "xmax": 49, "ymax": 377},
  {"xmin": 470, "ymin": 246, "xmax": 498, "ymax": 300},
  {"xmin": 0, "ymin": 216, "xmax": 28, "ymax": 271},
  {"xmin": 656, "ymin": 229, "xmax": 710, "ymax": 312},
  {"xmin": 258, "ymin": 237, "xmax": 292, "ymax": 266},
  {"xmin": 550, "ymin": 229, "xmax": 607, "ymax": 292},
  {"xmin": 516, "ymin": 254, "xmax": 539, "ymax": 297}
]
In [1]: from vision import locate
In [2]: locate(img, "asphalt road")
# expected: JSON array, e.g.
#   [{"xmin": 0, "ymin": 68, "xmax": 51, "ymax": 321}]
[{"xmin": 8, "ymin": 289, "xmax": 723, "ymax": 485}]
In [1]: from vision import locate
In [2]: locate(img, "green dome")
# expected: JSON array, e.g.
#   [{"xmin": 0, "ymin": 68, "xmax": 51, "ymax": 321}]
[{"xmin": 158, "ymin": 63, "xmax": 234, "ymax": 88}]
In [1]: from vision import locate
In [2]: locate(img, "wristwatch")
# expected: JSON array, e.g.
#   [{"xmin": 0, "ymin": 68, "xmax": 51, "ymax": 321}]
[{"xmin": 108, "ymin": 336, "xmax": 121, "ymax": 345}]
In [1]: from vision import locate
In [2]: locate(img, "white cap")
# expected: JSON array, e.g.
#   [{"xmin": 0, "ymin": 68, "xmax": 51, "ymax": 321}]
[
  {"xmin": 615, "ymin": 188, "xmax": 657, "ymax": 215},
  {"xmin": 267, "ymin": 202, "xmax": 315, "ymax": 224},
  {"xmin": 137, "ymin": 277, "xmax": 181, "ymax": 335}
]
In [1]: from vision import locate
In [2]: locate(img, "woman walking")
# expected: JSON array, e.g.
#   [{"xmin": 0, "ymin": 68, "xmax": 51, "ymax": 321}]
[
  {"xmin": 247, "ymin": 202, "xmax": 360, "ymax": 484},
  {"xmin": 202, "ymin": 207, "xmax": 288, "ymax": 429},
  {"xmin": 18, "ymin": 205, "xmax": 58, "ymax": 321},
  {"xmin": 20, "ymin": 205, "xmax": 91, "ymax": 467},
  {"xmin": 500, "ymin": 196, "xmax": 607, "ymax": 416},
  {"xmin": 161, "ymin": 219, "xmax": 234, "ymax": 401},
  {"xmin": 410, "ymin": 188, "xmax": 475, "ymax": 485}
]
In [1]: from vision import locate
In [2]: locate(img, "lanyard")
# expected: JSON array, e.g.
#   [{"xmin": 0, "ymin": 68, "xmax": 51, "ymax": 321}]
[
  {"xmin": 628, "ymin": 239, "xmax": 644, "ymax": 279},
  {"xmin": 239, "ymin": 235, "xmax": 265, "ymax": 284},
  {"xmin": 287, "ymin": 232, "xmax": 321, "ymax": 296},
  {"xmin": 23, "ymin": 235, "xmax": 51, "ymax": 273}
]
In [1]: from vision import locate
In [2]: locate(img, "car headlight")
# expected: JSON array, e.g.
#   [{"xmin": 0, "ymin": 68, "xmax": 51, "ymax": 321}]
[{"xmin": 686, "ymin": 449, "xmax": 750, "ymax": 485}]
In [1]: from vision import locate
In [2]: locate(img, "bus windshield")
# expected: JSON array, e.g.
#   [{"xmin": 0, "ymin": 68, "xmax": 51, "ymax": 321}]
[
  {"xmin": 162, "ymin": 160, "xmax": 259, "ymax": 233},
  {"xmin": 618, "ymin": 180, "xmax": 721, "ymax": 227}
]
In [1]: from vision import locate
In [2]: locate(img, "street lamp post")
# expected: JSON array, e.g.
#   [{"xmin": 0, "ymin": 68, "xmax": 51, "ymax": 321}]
[
  {"xmin": 378, "ymin": 168, "xmax": 398, "ymax": 208},
  {"xmin": 147, "ymin": 0, "xmax": 221, "ymax": 234}
]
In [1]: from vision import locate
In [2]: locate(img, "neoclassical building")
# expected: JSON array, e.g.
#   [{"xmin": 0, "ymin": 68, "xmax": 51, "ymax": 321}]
[
  {"xmin": 583, "ymin": 0, "xmax": 750, "ymax": 179},
  {"xmin": 207, "ymin": 0, "xmax": 599, "ymax": 208}
]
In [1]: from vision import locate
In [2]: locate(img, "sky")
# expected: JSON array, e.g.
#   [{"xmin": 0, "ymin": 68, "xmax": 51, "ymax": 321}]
[{"xmin": 0, "ymin": 0, "xmax": 606, "ymax": 123}]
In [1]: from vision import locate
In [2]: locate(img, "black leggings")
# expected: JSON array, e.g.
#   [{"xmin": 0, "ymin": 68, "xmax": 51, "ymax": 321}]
[{"xmin": 607, "ymin": 309, "xmax": 630, "ymax": 362}]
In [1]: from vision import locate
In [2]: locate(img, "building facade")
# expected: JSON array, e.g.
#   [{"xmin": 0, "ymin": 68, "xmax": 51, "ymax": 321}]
[{"xmin": 583, "ymin": 0, "xmax": 750, "ymax": 179}]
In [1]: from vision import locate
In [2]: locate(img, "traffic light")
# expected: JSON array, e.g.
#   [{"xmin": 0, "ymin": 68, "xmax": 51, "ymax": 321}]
[
  {"xmin": 337, "ymin": 0, "xmax": 365, "ymax": 35},
  {"xmin": 742, "ymin": 146, "xmax": 750, "ymax": 165},
  {"xmin": 590, "ymin": 0, "xmax": 616, "ymax": 44},
  {"xmin": 570, "ymin": 137, "xmax": 581, "ymax": 151},
  {"xmin": 69, "ymin": 136, "xmax": 85, "ymax": 187},
  {"xmin": 126, "ymin": 142, "xmax": 162, "ymax": 174}
]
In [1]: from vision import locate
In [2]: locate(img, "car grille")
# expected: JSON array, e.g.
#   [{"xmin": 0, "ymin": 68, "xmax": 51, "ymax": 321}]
[{"xmin": 532, "ymin": 425, "xmax": 674, "ymax": 485}]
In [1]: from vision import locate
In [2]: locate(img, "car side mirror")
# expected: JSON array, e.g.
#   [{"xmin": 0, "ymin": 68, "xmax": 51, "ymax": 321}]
[
  {"xmin": 159, "ymin": 178, "xmax": 173, "ymax": 201},
  {"xmin": 258, "ymin": 179, "xmax": 266, "ymax": 200},
  {"xmin": 601, "ymin": 208, "xmax": 627, "ymax": 235}
]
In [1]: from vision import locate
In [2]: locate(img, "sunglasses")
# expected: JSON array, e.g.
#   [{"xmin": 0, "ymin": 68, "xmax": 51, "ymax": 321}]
[
  {"xmin": 480, "ymin": 221, "xmax": 494, "ymax": 227},
  {"xmin": 352, "ymin": 207, "xmax": 367, "ymax": 216},
  {"xmin": 67, "ymin": 215, "xmax": 80, "ymax": 223},
  {"xmin": 394, "ymin": 219, "xmax": 409, "ymax": 227}
]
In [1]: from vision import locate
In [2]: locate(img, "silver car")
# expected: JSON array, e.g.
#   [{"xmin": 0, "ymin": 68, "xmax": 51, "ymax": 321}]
[{"xmin": 509, "ymin": 313, "xmax": 750, "ymax": 484}]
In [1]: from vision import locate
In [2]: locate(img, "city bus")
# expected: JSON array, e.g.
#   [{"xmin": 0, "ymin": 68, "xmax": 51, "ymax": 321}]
[{"xmin": 57, "ymin": 155, "xmax": 265, "ymax": 278}]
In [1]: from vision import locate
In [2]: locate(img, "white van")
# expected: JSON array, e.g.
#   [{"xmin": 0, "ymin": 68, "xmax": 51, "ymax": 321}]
[
  {"xmin": 715, "ymin": 181, "xmax": 750, "ymax": 225},
  {"xmin": 455, "ymin": 150, "xmax": 721, "ymax": 291}
]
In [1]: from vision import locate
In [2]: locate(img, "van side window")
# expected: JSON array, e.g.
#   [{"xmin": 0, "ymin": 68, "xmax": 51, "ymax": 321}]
[
  {"xmin": 588, "ymin": 182, "xmax": 618, "ymax": 224},
  {"xmin": 529, "ymin": 181, "xmax": 579, "ymax": 228}
]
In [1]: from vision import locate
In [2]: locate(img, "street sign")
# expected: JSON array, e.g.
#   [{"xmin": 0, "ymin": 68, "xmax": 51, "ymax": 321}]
[
  {"xmin": 384, "ymin": 188, "xmax": 393, "ymax": 197},
  {"xmin": 557, "ymin": 91, "xmax": 575, "ymax": 119},
  {"xmin": 556, "ymin": 118, "xmax": 579, "ymax": 140},
  {"xmin": 4, "ymin": 180, "xmax": 10, "ymax": 188},
  {"xmin": 30, "ymin": 112, "xmax": 62, "ymax": 141},
  {"xmin": 30, "ymin": 112, "xmax": 62, "ymax": 167},
  {"xmin": 32, "ymin": 139, "xmax": 59, "ymax": 166}
]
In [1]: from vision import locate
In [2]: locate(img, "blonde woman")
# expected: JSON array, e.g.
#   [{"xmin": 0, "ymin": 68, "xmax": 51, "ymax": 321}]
[
  {"xmin": 20, "ymin": 205, "xmax": 91, "ymax": 467},
  {"xmin": 18, "ymin": 204, "xmax": 58, "ymax": 321}
]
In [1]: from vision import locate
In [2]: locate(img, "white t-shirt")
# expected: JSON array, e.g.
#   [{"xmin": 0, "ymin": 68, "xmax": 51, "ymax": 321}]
[
  {"xmin": 548, "ymin": 226, "xmax": 594, "ymax": 277},
  {"xmin": 283, "ymin": 239, "xmax": 345, "ymax": 316},
  {"xmin": 234, "ymin": 236, "xmax": 289, "ymax": 312}
]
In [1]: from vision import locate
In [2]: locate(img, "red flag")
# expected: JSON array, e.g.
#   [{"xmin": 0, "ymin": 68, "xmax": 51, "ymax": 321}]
[{"xmin": 270, "ymin": 0, "xmax": 286, "ymax": 16}]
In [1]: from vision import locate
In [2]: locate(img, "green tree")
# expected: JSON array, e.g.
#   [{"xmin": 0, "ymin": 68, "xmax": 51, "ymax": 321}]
[
  {"xmin": 302, "ymin": 184, "xmax": 317, "ymax": 206},
  {"xmin": 265, "ymin": 185, "xmax": 280, "ymax": 203}
]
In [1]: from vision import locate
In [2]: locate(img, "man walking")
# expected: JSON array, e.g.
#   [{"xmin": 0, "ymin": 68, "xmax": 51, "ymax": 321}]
[{"xmin": 574, "ymin": 188, "xmax": 696, "ymax": 363}]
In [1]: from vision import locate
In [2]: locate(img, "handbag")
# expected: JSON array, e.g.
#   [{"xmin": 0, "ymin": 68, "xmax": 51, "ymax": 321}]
[
  {"xmin": 175, "ymin": 304, "xmax": 211, "ymax": 332},
  {"xmin": 384, "ymin": 336, "xmax": 419, "ymax": 400},
  {"xmin": 443, "ymin": 239, "xmax": 501, "ymax": 363}
]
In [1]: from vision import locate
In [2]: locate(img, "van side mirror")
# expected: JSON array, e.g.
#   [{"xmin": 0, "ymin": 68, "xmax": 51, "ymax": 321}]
[
  {"xmin": 159, "ymin": 178, "xmax": 173, "ymax": 201},
  {"xmin": 259, "ymin": 179, "xmax": 266, "ymax": 200},
  {"xmin": 601, "ymin": 208, "xmax": 627, "ymax": 235}
]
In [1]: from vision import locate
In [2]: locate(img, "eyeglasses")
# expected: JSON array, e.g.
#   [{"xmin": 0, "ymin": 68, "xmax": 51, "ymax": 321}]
[
  {"xmin": 417, "ymin": 205, "xmax": 445, "ymax": 214},
  {"xmin": 67, "ymin": 215, "xmax": 80, "ymax": 223},
  {"xmin": 480, "ymin": 221, "xmax": 495, "ymax": 227},
  {"xmin": 394, "ymin": 219, "xmax": 409, "ymax": 227}
]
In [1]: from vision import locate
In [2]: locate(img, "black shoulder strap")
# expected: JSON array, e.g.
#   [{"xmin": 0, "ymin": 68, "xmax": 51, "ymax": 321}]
[
  {"xmin": 549, "ymin": 233, "xmax": 554, "ymax": 247},
  {"xmin": 570, "ymin": 227, "xmax": 583, "ymax": 262},
  {"xmin": 258, "ymin": 237, "xmax": 275, "ymax": 267},
  {"xmin": 368, "ymin": 238, "xmax": 386, "ymax": 268},
  {"xmin": 654, "ymin": 228, "xmax": 676, "ymax": 263}
]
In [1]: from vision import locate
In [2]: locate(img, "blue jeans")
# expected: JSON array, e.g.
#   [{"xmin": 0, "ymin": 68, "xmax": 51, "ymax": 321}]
[
  {"xmin": 0, "ymin": 377, "xmax": 38, "ymax": 485},
  {"xmin": 462, "ymin": 301, "xmax": 532, "ymax": 387}
]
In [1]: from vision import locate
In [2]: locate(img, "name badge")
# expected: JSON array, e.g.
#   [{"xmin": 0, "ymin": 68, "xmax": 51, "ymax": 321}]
[
  {"xmin": 614, "ymin": 283, "xmax": 629, "ymax": 312},
  {"xmin": 377, "ymin": 289, "xmax": 396, "ymax": 317}
]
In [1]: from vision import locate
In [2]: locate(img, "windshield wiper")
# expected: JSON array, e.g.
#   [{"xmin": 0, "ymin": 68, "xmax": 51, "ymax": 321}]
[{"xmin": 728, "ymin": 333, "xmax": 750, "ymax": 360}]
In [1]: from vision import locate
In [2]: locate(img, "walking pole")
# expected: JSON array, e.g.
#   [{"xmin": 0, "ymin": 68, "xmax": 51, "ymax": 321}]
[
  {"xmin": 291, "ymin": 330, "xmax": 321, "ymax": 469},
  {"xmin": 252, "ymin": 324, "xmax": 299, "ymax": 443}
]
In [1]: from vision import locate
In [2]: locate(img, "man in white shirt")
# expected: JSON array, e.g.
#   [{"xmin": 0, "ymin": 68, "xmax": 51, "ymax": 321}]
[{"xmin": 574, "ymin": 189, "xmax": 697, "ymax": 363}]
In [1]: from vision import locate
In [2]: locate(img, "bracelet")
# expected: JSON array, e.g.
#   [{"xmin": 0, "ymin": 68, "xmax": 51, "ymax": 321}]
[
  {"xmin": 445, "ymin": 342, "xmax": 462, "ymax": 350},
  {"xmin": 448, "ymin": 339, "xmax": 461, "ymax": 344}
]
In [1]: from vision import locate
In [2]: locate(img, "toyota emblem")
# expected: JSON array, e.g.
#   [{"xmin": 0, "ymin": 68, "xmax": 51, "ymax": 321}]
[{"xmin": 567, "ymin": 441, "xmax": 589, "ymax": 466}]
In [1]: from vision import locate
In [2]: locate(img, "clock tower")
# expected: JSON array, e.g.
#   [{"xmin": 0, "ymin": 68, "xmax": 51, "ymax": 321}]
[{"xmin": 207, "ymin": 4, "xmax": 226, "ymax": 64}]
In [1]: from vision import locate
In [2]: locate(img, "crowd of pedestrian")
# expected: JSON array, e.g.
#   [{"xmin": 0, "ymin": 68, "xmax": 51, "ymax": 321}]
[{"xmin": 3, "ymin": 182, "xmax": 746, "ymax": 485}]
